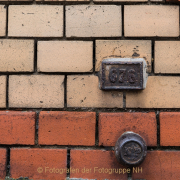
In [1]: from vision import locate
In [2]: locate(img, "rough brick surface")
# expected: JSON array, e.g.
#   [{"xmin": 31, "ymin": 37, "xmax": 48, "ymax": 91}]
[
  {"xmin": 0, "ymin": 40, "xmax": 34, "ymax": 72},
  {"xmin": 9, "ymin": 75, "xmax": 64, "ymax": 108},
  {"xmin": 70, "ymin": 150, "xmax": 127, "ymax": 180},
  {"xmin": 0, "ymin": 111, "xmax": 35, "ymax": 145},
  {"xmin": 160, "ymin": 112, "xmax": 180, "ymax": 146},
  {"xmin": 99, "ymin": 112, "xmax": 157, "ymax": 146},
  {"xmin": 0, "ymin": 149, "xmax": 6, "ymax": 180},
  {"xmin": 132, "ymin": 151, "xmax": 180, "ymax": 180},
  {"xmin": 38, "ymin": 41, "xmax": 93, "ymax": 72},
  {"xmin": 67, "ymin": 75, "xmax": 123, "ymax": 108},
  {"xmin": 66, "ymin": 5, "xmax": 121, "ymax": 37},
  {"xmin": 39, "ymin": 111, "xmax": 96, "ymax": 146},
  {"xmin": 124, "ymin": 5, "xmax": 179, "ymax": 37},
  {"xmin": 126, "ymin": 76, "xmax": 180, "ymax": 108},
  {"xmin": 0, "ymin": 76, "xmax": 6, "ymax": 108},
  {"xmin": 8, "ymin": 5, "xmax": 63, "ymax": 37},
  {"xmin": 0, "ymin": 6, "xmax": 6, "ymax": 36},
  {"xmin": 11, "ymin": 148, "xmax": 67, "ymax": 180},
  {"xmin": 96, "ymin": 40, "xmax": 151, "ymax": 72},
  {"xmin": 155, "ymin": 41, "xmax": 180, "ymax": 74}
]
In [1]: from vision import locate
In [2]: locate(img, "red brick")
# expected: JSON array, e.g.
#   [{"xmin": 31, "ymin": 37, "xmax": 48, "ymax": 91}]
[
  {"xmin": 0, "ymin": 111, "xmax": 35, "ymax": 145},
  {"xmin": 132, "ymin": 151, "xmax": 180, "ymax": 180},
  {"xmin": 99, "ymin": 112, "xmax": 157, "ymax": 147},
  {"xmin": 70, "ymin": 150, "xmax": 127, "ymax": 180},
  {"xmin": 11, "ymin": 148, "xmax": 67, "ymax": 180},
  {"xmin": 39, "ymin": 111, "xmax": 96, "ymax": 146},
  {"xmin": 0, "ymin": 149, "xmax": 7, "ymax": 179},
  {"xmin": 160, "ymin": 112, "xmax": 180, "ymax": 146}
]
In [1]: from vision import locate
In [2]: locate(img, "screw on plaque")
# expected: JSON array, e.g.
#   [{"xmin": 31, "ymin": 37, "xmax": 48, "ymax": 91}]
[{"xmin": 115, "ymin": 131, "xmax": 147, "ymax": 167}]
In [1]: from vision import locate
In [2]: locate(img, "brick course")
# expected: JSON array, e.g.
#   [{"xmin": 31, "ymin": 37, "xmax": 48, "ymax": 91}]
[
  {"xmin": 67, "ymin": 75, "xmax": 123, "ymax": 108},
  {"xmin": 124, "ymin": 5, "xmax": 179, "ymax": 37},
  {"xmin": 0, "ymin": 149, "xmax": 6, "ymax": 180},
  {"xmin": 38, "ymin": 41, "xmax": 93, "ymax": 72},
  {"xmin": 160, "ymin": 112, "xmax": 180, "ymax": 146},
  {"xmin": 39, "ymin": 111, "xmax": 96, "ymax": 145},
  {"xmin": 9, "ymin": 75, "xmax": 64, "ymax": 108},
  {"xmin": 8, "ymin": 5, "xmax": 63, "ymax": 37},
  {"xmin": 155, "ymin": 41, "xmax": 180, "ymax": 74},
  {"xmin": 126, "ymin": 76, "xmax": 180, "ymax": 108},
  {"xmin": 0, "ymin": 111, "xmax": 35, "ymax": 145},
  {"xmin": 0, "ymin": 40, "xmax": 34, "ymax": 72},
  {"xmin": 0, "ymin": 76, "xmax": 6, "ymax": 108},
  {"xmin": 99, "ymin": 112, "xmax": 157, "ymax": 146},
  {"xmin": 0, "ymin": 6, "xmax": 6, "ymax": 36},
  {"xmin": 70, "ymin": 150, "xmax": 127, "ymax": 180},
  {"xmin": 10, "ymin": 148, "xmax": 67, "ymax": 180},
  {"xmin": 132, "ymin": 151, "xmax": 180, "ymax": 180},
  {"xmin": 66, "ymin": 5, "xmax": 122, "ymax": 37}
]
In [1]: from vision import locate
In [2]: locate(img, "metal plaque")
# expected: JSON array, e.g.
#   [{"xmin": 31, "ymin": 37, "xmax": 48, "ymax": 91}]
[
  {"xmin": 99, "ymin": 58, "xmax": 148, "ymax": 90},
  {"xmin": 115, "ymin": 131, "xmax": 147, "ymax": 167}
]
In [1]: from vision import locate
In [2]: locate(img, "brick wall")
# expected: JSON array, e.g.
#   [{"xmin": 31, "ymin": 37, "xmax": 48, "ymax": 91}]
[{"xmin": 0, "ymin": 0, "xmax": 179, "ymax": 179}]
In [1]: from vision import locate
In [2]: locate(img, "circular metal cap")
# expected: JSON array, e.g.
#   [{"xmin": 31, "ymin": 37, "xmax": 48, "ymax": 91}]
[{"xmin": 115, "ymin": 131, "xmax": 147, "ymax": 167}]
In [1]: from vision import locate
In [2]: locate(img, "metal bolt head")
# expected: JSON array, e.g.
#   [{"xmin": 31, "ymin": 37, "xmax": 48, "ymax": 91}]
[{"xmin": 115, "ymin": 131, "xmax": 147, "ymax": 167}]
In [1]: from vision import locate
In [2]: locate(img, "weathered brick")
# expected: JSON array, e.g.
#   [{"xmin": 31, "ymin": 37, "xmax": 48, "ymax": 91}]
[
  {"xmin": 0, "ymin": 6, "xmax": 6, "ymax": 37},
  {"xmin": 38, "ymin": 41, "xmax": 93, "ymax": 72},
  {"xmin": 0, "ymin": 76, "xmax": 6, "ymax": 108},
  {"xmin": 70, "ymin": 150, "xmax": 127, "ymax": 180},
  {"xmin": 124, "ymin": 5, "xmax": 179, "ymax": 37},
  {"xmin": 155, "ymin": 41, "xmax": 180, "ymax": 74},
  {"xmin": 8, "ymin": 5, "xmax": 63, "ymax": 37},
  {"xmin": 96, "ymin": 40, "xmax": 151, "ymax": 72},
  {"xmin": 66, "ymin": 5, "xmax": 121, "ymax": 37},
  {"xmin": 160, "ymin": 112, "xmax": 180, "ymax": 146},
  {"xmin": 0, "ymin": 40, "xmax": 34, "ymax": 72},
  {"xmin": 132, "ymin": 151, "xmax": 180, "ymax": 180},
  {"xmin": 0, "ymin": 149, "xmax": 6, "ymax": 180},
  {"xmin": 39, "ymin": 111, "xmax": 96, "ymax": 146},
  {"xmin": 0, "ymin": 111, "xmax": 35, "ymax": 145},
  {"xmin": 9, "ymin": 75, "xmax": 64, "ymax": 108},
  {"xmin": 99, "ymin": 112, "xmax": 157, "ymax": 146},
  {"xmin": 126, "ymin": 76, "xmax": 180, "ymax": 108},
  {"xmin": 67, "ymin": 75, "xmax": 123, "ymax": 108},
  {"xmin": 11, "ymin": 148, "xmax": 67, "ymax": 180}
]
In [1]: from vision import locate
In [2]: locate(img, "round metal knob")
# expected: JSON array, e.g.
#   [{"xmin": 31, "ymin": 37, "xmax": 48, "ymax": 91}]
[{"xmin": 115, "ymin": 131, "xmax": 147, "ymax": 167}]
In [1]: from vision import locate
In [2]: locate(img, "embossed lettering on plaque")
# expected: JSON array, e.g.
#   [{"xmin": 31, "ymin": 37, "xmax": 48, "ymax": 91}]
[{"xmin": 99, "ymin": 58, "xmax": 148, "ymax": 90}]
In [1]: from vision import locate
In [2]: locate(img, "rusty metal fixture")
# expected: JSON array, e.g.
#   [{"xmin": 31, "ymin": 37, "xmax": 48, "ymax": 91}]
[
  {"xmin": 99, "ymin": 58, "xmax": 148, "ymax": 90},
  {"xmin": 115, "ymin": 131, "xmax": 147, "ymax": 167}
]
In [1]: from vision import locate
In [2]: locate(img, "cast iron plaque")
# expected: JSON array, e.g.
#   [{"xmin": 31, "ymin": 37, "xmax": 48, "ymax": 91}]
[
  {"xmin": 99, "ymin": 58, "xmax": 147, "ymax": 90},
  {"xmin": 115, "ymin": 131, "xmax": 147, "ymax": 166}
]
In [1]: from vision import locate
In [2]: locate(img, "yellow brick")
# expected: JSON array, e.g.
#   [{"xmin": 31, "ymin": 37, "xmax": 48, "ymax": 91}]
[
  {"xmin": 9, "ymin": 75, "xmax": 64, "ymax": 108},
  {"xmin": 66, "ymin": 5, "xmax": 121, "ymax": 37},
  {"xmin": 38, "ymin": 41, "xmax": 93, "ymax": 72},
  {"xmin": 0, "ymin": 6, "xmax": 6, "ymax": 36},
  {"xmin": 8, "ymin": 5, "xmax": 63, "ymax": 37},
  {"xmin": 124, "ymin": 5, "xmax": 179, "ymax": 37},
  {"xmin": 126, "ymin": 76, "xmax": 180, "ymax": 108},
  {"xmin": 0, "ymin": 40, "xmax": 34, "ymax": 72},
  {"xmin": 96, "ymin": 40, "xmax": 151, "ymax": 72},
  {"xmin": 67, "ymin": 75, "xmax": 123, "ymax": 108},
  {"xmin": 0, "ymin": 76, "xmax": 6, "ymax": 108},
  {"xmin": 155, "ymin": 41, "xmax": 180, "ymax": 74}
]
